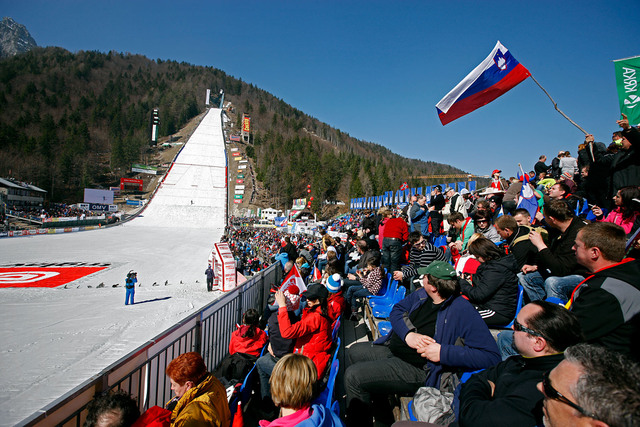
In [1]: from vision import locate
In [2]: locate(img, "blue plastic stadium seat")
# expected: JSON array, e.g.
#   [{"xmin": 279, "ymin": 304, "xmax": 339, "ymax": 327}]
[
  {"xmin": 371, "ymin": 286, "xmax": 406, "ymax": 318},
  {"xmin": 377, "ymin": 320, "xmax": 392, "ymax": 336},
  {"xmin": 497, "ymin": 284, "xmax": 524, "ymax": 329}
]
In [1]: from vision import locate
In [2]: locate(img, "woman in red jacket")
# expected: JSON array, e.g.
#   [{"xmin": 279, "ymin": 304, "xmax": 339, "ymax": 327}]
[{"xmin": 275, "ymin": 283, "xmax": 333, "ymax": 379}]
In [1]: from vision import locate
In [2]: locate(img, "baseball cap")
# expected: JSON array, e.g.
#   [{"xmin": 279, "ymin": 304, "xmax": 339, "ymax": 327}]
[
  {"xmin": 302, "ymin": 283, "xmax": 329, "ymax": 300},
  {"xmin": 417, "ymin": 261, "xmax": 457, "ymax": 280},
  {"xmin": 460, "ymin": 188, "xmax": 470, "ymax": 195}
]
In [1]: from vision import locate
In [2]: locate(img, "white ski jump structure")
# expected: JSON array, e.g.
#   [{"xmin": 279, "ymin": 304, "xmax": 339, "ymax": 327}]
[{"xmin": 0, "ymin": 108, "xmax": 231, "ymax": 426}]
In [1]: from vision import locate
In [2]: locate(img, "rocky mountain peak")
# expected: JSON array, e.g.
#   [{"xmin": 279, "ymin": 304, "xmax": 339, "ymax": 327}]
[{"xmin": 0, "ymin": 17, "xmax": 37, "ymax": 59}]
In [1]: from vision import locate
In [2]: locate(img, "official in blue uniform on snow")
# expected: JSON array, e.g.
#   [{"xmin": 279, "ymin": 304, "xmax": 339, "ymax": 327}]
[{"xmin": 125, "ymin": 271, "xmax": 137, "ymax": 305}]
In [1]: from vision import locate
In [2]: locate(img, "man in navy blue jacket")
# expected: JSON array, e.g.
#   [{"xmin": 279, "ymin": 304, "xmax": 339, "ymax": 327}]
[{"xmin": 343, "ymin": 261, "xmax": 500, "ymax": 426}]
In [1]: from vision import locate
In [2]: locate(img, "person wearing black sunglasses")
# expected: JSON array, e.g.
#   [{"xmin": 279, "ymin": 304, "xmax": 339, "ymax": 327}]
[
  {"xmin": 537, "ymin": 343, "xmax": 640, "ymax": 427},
  {"xmin": 456, "ymin": 301, "xmax": 583, "ymax": 427}
]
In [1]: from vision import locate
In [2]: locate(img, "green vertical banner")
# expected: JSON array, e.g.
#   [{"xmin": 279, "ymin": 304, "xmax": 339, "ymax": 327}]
[{"xmin": 614, "ymin": 55, "xmax": 640, "ymax": 125}]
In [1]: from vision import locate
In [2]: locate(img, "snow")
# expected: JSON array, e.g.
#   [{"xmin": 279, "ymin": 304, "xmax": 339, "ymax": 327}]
[{"xmin": 0, "ymin": 108, "xmax": 229, "ymax": 426}]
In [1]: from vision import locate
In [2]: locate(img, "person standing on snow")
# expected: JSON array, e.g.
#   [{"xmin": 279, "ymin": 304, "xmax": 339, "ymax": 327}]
[
  {"xmin": 205, "ymin": 264, "xmax": 214, "ymax": 292},
  {"xmin": 125, "ymin": 271, "xmax": 137, "ymax": 305}
]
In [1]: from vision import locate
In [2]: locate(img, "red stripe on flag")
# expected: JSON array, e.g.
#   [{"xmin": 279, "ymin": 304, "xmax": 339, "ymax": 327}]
[{"xmin": 439, "ymin": 64, "xmax": 530, "ymax": 125}]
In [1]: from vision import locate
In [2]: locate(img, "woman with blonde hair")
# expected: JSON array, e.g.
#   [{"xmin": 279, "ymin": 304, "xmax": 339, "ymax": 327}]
[{"xmin": 259, "ymin": 354, "xmax": 342, "ymax": 427}]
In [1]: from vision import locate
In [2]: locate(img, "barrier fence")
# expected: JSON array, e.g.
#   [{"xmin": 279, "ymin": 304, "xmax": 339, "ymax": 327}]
[{"xmin": 22, "ymin": 262, "xmax": 282, "ymax": 427}]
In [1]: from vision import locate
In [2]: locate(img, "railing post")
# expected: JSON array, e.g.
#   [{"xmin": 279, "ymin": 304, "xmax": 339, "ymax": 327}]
[{"xmin": 194, "ymin": 316, "xmax": 202, "ymax": 355}]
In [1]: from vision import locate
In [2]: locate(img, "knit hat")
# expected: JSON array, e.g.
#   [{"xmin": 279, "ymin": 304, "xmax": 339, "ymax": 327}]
[
  {"xmin": 326, "ymin": 273, "xmax": 342, "ymax": 293},
  {"xmin": 283, "ymin": 284, "xmax": 301, "ymax": 311},
  {"xmin": 417, "ymin": 261, "xmax": 457, "ymax": 280}
]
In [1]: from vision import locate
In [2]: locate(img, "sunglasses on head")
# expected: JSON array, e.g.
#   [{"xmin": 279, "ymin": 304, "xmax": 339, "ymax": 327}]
[{"xmin": 541, "ymin": 371, "xmax": 597, "ymax": 419}]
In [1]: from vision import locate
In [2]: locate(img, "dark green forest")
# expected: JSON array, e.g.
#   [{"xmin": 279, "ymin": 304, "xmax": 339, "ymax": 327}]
[{"xmin": 0, "ymin": 47, "xmax": 467, "ymax": 205}]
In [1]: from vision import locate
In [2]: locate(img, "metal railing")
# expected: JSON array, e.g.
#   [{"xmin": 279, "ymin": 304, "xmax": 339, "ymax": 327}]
[{"xmin": 22, "ymin": 263, "xmax": 282, "ymax": 427}]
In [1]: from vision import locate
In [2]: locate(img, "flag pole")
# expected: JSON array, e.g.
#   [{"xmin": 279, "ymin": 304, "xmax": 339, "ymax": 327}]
[{"xmin": 529, "ymin": 74, "xmax": 588, "ymax": 136}]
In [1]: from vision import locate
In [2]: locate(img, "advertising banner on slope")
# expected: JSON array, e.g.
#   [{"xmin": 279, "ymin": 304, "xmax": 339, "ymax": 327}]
[
  {"xmin": 0, "ymin": 266, "xmax": 108, "ymax": 288},
  {"xmin": 131, "ymin": 164, "xmax": 158, "ymax": 175},
  {"xmin": 212, "ymin": 242, "xmax": 237, "ymax": 292}
]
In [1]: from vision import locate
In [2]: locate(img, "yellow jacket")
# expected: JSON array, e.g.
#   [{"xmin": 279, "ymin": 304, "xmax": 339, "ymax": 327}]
[{"xmin": 170, "ymin": 374, "xmax": 230, "ymax": 427}]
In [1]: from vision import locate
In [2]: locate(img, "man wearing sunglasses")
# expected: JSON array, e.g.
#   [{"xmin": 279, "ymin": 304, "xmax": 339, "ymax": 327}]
[
  {"xmin": 456, "ymin": 301, "xmax": 582, "ymax": 426},
  {"xmin": 538, "ymin": 343, "xmax": 640, "ymax": 427}
]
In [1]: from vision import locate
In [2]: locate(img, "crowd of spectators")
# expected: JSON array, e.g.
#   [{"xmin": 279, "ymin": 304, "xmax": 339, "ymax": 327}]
[
  {"xmin": 8, "ymin": 203, "xmax": 102, "ymax": 222},
  {"xmin": 83, "ymin": 114, "xmax": 639, "ymax": 426}
]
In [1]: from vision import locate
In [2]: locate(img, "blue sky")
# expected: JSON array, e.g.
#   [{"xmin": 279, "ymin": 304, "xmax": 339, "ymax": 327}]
[{"xmin": 3, "ymin": 0, "xmax": 639, "ymax": 178}]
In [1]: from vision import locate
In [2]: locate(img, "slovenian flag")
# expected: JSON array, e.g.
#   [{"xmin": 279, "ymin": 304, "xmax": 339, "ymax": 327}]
[
  {"xmin": 516, "ymin": 173, "xmax": 539, "ymax": 223},
  {"xmin": 436, "ymin": 41, "xmax": 530, "ymax": 125}
]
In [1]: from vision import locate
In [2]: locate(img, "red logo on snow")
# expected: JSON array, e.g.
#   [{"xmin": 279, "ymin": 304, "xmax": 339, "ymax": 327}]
[{"xmin": 0, "ymin": 267, "xmax": 107, "ymax": 288}]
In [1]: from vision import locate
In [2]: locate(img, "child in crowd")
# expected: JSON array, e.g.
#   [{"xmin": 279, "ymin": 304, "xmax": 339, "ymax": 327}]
[
  {"xmin": 229, "ymin": 309, "xmax": 268, "ymax": 357},
  {"xmin": 345, "ymin": 257, "xmax": 383, "ymax": 320}
]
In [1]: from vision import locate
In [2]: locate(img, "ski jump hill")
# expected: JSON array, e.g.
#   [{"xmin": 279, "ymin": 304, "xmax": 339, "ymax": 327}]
[{"xmin": 0, "ymin": 108, "xmax": 228, "ymax": 426}]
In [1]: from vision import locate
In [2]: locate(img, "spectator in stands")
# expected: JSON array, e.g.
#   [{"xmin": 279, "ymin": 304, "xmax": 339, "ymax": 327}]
[
  {"xmin": 275, "ymin": 284, "xmax": 333, "ymax": 380},
  {"xmin": 345, "ymin": 257, "xmax": 383, "ymax": 320},
  {"xmin": 502, "ymin": 177, "xmax": 524, "ymax": 216},
  {"xmin": 486, "ymin": 193, "xmax": 505, "ymax": 222},
  {"xmin": 165, "ymin": 352, "xmax": 230, "ymax": 426},
  {"xmin": 473, "ymin": 211, "xmax": 501, "ymax": 244},
  {"xmin": 84, "ymin": 390, "xmax": 140, "ymax": 427},
  {"xmin": 344, "ymin": 261, "xmax": 500, "ymax": 427},
  {"xmin": 559, "ymin": 171, "xmax": 577, "ymax": 194},
  {"xmin": 534, "ymin": 155, "xmax": 549, "ymax": 178},
  {"xmin": 455, "ymin": 301, "xmax": 583, "ymax": 427},
  {"xmin": 460, "ymin": 236, "xmax": 519, "ymax": 326},
  {"xmin": 550, "ymin": 151, "xmax": 563, "ymax": 179},
  {"xmin": 325, "ymin": 273, "xmax": 345, "ymax": 329},
  {"xmin": 591, "ymin": 185, "xmax": 640, "ymax": 235},
  {"xmin": 495, "ymin": 215, "xmax": 539, "ymax": 270},
  {"xmin": 229, "ymin": 309, "xmax": 268, "ymax": 357},
  {"xmin": 518, "ymin": 199, "xmax": 588, "ymax": 302},
  {"xmin": 256, "ymin": 290, "xmax": 299, "ymax": 399},
  {"xmin": 393, "ymin": 231, "xmax": 446, "ymax": 290},
  {"xmin": 569, "ymin": 222, "xmax": 640, "ymax": 362},
  {"xmin": 448, "ymin": 211, "xmax": 474, "ymax": 253},
  {"xmin": 589, "ymin": 113, "xmax": 640, "ymax": 201},
  {"xmin": 378, "ymin": 206, "xmax": 409, "ymax": 274},
  {"xmin": 513, "ymin": 208, "xmax": 533, "ymax": 226},
  {"xmin": 428, "ymin": 186, "xmax": 446, "ymax": 239},
  {"xmin": 559, "ymin": 150, "xmax": 578, "ymax": 179},
  {"xmin": 261, "ymin": 354, "xmax": 342, "ymax": 427},
  {"xmin": 411, "ymin": 194, "xmax": 429, "ymax": 236},
  {"xmin": 343, "ymin": 240, "xmax": 381, "ymax": 291},
  {"xmin": 404, "ymin": 194, "xmax": 418, "ymax": 229},
  {"xmin": 537, "ymin": 343, "xmax": 640, "ymax": 427}
]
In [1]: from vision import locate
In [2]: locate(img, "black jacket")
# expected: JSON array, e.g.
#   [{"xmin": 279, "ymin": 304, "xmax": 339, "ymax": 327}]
[
  {"xmin": 593, "ymin": 126, "xmax": 640, "ymax": 197},
  {"xmin": 537, "ymin": 217, "xmax": 588, "ymax": 279},
  {"xmin": 572, "ymin": 258, "xmax": 640, "ymax": 362},
  {"xmin": 503, "ymin": 225, "xmax": 538, "ymax": 270},
  {"xmin": 457, "ymin": 353, "xmax": 565, "ymax": 427},
  {"xmin": 460, "ymin": 254, "xmax": 519, "ymax": 320}
]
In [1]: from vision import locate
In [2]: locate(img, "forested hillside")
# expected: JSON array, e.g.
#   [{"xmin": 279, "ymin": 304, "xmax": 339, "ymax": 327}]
[{"xmin": 0, "ymin": 47, "xmax": 468, "ymax": 205}]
